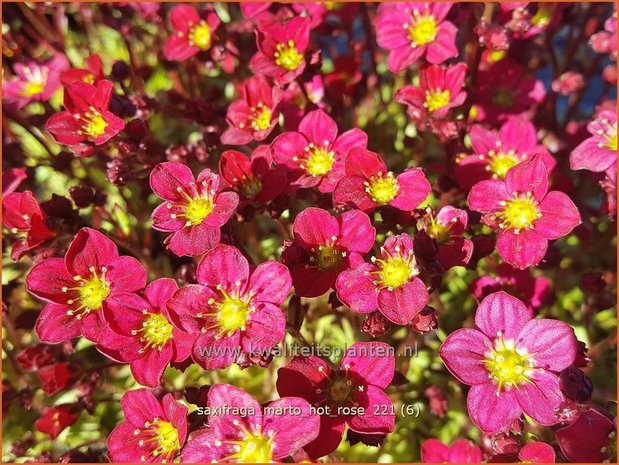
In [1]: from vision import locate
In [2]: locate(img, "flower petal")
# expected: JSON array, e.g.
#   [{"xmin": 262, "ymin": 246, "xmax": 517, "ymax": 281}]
[
  {"xmin": 517, "ymin": 318, "xmax": 577, "ymax": 372},
  {"xmin": 467, "ymin": 383, "xmax": 522, "ymax": 432},
  {"xmin": 264, "ymin": 397, "xmax": 319, "ymax": 459},
  {"xmin": 474, "ymin": 291, "xmax": 531, "ymax": 340},
  {"xmin": 439, "ymin": 328, "xmax": 493, "ymax": 385},
  {"xmin": 535, "ymin": 191, "xmax": 581, "ymax": 240},
  {"xmin": 342, "ymin": 342, "xmax": 395, "ymax": 389},
  {"xmin": 196, "ymin": 244, "xmax": 250, "ymax": 289}
]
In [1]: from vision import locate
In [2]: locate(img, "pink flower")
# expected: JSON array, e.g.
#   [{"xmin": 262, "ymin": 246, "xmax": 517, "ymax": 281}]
[
  {"xmin": 282, "ymin": 207, "xmax": 376, "ymax": 298},
  {"xmin": 220, "ymin": 75, "xmax": 283, "ymax": 145},
  {"xmin": 167, "ymin": 245, "xmax": 291, "ymax": 370},
  {"xmin": 420, "ymin": 206, "xmax": 473, "ymax": 270},
  {"xmin": 2, "ymin": 54, "xmax": 69, "ymax": 109},
  {"xmin": 272, "ymin": 110, "xmax": 368, "ymax": 193},
  {"xmin": 2, "ymin": 190, "xmax": 55, "ymax": 261},
  {"xmin": 219, "ymin": 146, "xmax": 286, "ymax": 203},
  {"xmin": 35, "ymin": 405, "xmax": 79, "ymax": 439},
  {"xmin": 455, "ymin": 116, "xmax": 556, "ymax": 190},
  {"xmin": 474, "ymin": 58, "xmax": 546, "ymax": 122},
  {"xmin": 590, "ymin": 12, "xmax": 617, "ymax": 59},
  {"xmin": 250, "ymin": 17, "xmax": 310, "ymax": 84},
  {"xmin": 570, "ymin": 111, "xmax": 617, "ymax": 173},
  {"xmin": 470, "ymin": 263, "xmax": 551, "ymax": 313},
  {"xmin": 2, "ymin": 167, "xmax": 27, "ymax": 195},
  {"xmin": 439, "ymin": 291, "xmax": 577, "ymax": 432},
  {"xmin": 163, "ymin": 4, "xmax": 220, "ymax": 61},
  {"xmin": 468, "ymin": 155, "xmax": 581, "ymax": 269},
  {"xmin": 518, "ymin": 441, "xmax": 556, "ymax": 463},
  {"xmin": 108, "ymin": 389, "xmax": 188, "ymax": 463},
  {"xmin": 149, "ymin": 161, "xmax": 239, "ymax": 257},
  {"xmin": 240, "ymin": 2, "xmax": 271, "ymax": 19},
  {"xmin": 551, "ymin": 71, "xmax": 585, "ymax": 95},
  {"xmin": 276, "ymin": 342, "xmax": 395, "ymax": 459},
  {"xmin": 97, "ymin": 279, "xmax": 195, "ymax": 387},
  {"xmin": 181, "ymin": 383, "xmax": 320, "ymax": 462},
  {"xmin": 421, "ymin": 438, "xmax": 482, "ymax": 463},
  {"xmin": 395, "ymin": 63, "xmax": 467, "ymax": 123},
  {"xmin": 61, "ymin": 54, "xmax": 105, "ymax": 86},
  {"xmin": 25, "ymin": 228, "xmax": 147, "ymax": 343},
  {"xmin": 376, "ymin": 2, "xmax": 458, "ymax": 73},
  {"xmin": 336, "ymin": 233, "xmax": 429, "ymax": 325},
  {"xmin": 45, "ymin": 80, "xmax": 125, "ymax": 156},
  {"xmin": 333, "ymin": 148, "xmax": 431, "ymax": 213}
]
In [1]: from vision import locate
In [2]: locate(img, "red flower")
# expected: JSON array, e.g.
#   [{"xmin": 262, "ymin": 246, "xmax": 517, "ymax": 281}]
[
  {"xmin": 149, "ymin": 161, "xmax": 239, "ymax": 257},
  {"xmin": 282, "ymin": 207, "xmax": 376, "ymax": 297},
  {"xmin": 35, "ymin": 405, "xmax": 80, "ymax": 439},
  {"xmin": 2, "ymin": 190, "xmax": 55, "ymax": 261},
  {"xmin": 219, "ymin": 146, "xmax": 287, "ymax": 202},
  {"xmin": 277, "ymin": 342, "xmax": 395, "ymax": 459},
  {"xmin": 107, "ymin": 389, "xmax": 188, "ymax": 463},
  {"xmin": 272, "ymin": 110, "xmax": 368, "ymax": 193},
  {"xmin": 61, "ymin": 54, "xmax": 105, "ymax": 86},
  {"xmin": 25, "ymin": 228, "xmax": 147, "ymax": 343},
  {"xmin": 518, "ymin": 441, "xmax": 556, "ymax": 463},
  {"xmin": 38, "ymin": 362, "xmax": 78, "ymax": 395},
  {"xmin": 163, "ymin": 4, "xmax": 220, "ymax": 61},
  {"xmin": 334, "ymin": 148, "xmax": 431, "ymax": 212},
  {"xmin": 420, "ymin": 206, "xmax": 473, "ymax": 270},
  {"xmin": 97, "ymin": 278, "xmax": 195, "ymax": 388},
  {"xmin": 250, "ymin": 17, "xmax": 310, "ymax": 84},
  {"xmin": 556, "ymin": 407, "xmax": 616, "ymax": 462},
  {"xmin": 45, "ymin": 80, "xmax": 125, "ymax": 156},
  {"xmin": 220, "ymin": 75, "xmax": 283, "ymax": 145}
]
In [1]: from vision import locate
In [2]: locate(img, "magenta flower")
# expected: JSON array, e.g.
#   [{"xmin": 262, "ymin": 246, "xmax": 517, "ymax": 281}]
[
  {"xmin": 334, "ymin": 148, "xmax": 431, "ymax": 213},
  {"xmin": 163, "ymin": 4, "xmax": 220, "ymax": 61},
  {"xmin": 97, "ymin": 278, "xmax": 195, "ymax": 388},
  {"xmin": 421, "ymin": 438, "xmax": 482, "ymax": 463},
  {"xmin": 556, "ymin": 407, "xmax": 617, "ymax": 463},
  {"xmin": 25, "ymin": 228, "xmax": 147, "ymax": 343},
  {"xmin": 181, "ymin": 383, "xmax": 320, "ymax": 462},
  {"xmin": 167, "ymin": 244, "xmax": 291, "ymax": 370},
  {"xmin": 219, "ymin": 146, "xmax": 287, "ymax": 203},
  {"xmin": 272, "ymin": 110, "xmax": 368, "ymax": 193},
  {"xmin": 439, "ymin": 291, "xmax": 577, "ymax": 432},
  {"xmin": 468, "ymin": 155, "xmax": 581, "ymax": 269},
  {"xmin": 220, "ymin": 75, "xmax": 283, "ymax": 145},
  {"xmin": 518, "ymin": 441, "xmax": 556, "ymax": 463},
  {"xmin": 336, "ymin": 233, "xmax": 429, "ymax": 325},
  {"xmin": 2, "ymin": 54, "xmax": 69, "ymax": 109},
  {"xmin": 45, "ymin": 80, "xmax": 125, "ymax": 156},
  {"xmin": 277, "ymin": 342, "xmax": 395, "ymax": 459},
  {"xmin": 570, "ymin": 111, "xmax": 617, "ymax": 173},
  {"xmin": 282, "ymin": 207, "xmax": 376, "ymax": 298},
  {"xmin": 108, "ymin": 389, "xmax": 188, "ymax": 463},
  {"xmin": 376, "ymin": 2, "xmax": 458, "ymax": 73},
  {"xmin": 2, "ymin": 190, "xmax": 55, "ymax": 261},
  {"xmin": 149, "ymin": 161, "xmax": 239, "ymax": 257},
  {"xmin": 420, "ymin": 206, "xmax": 473, "ymax": 270},
  {"xmin": 61, "ymin": 54, "xmax": 105, "ymax": 86},
  {"xmin": 395, "ymin": 63, "xmax": 467, "ymax": 122},
  {"xmin": 455, "ymin": 116, "xmax": 556, "ymax": 190},
  {"xmin": 250, "ymin": 17, "xmax": 310, "ymax": 84}
]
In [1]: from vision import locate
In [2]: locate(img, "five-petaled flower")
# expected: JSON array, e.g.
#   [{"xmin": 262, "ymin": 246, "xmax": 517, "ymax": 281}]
[
  {"xmin": 376, "ymin": 2, "xmax": 458, "ymax": 73},
  {"xmin": 167, "ymin": 245, "xmax": 291, "ymax": 370},
  {"xmin": 108, "ymin": 389, "xmax": 188, "ymax": 463},
  {"xmin": 272, "ymin": 109, "xmax": 368, "ymax": 193},
  {"xmin": 282, "ymin": 207, "xmax": 376, "ymax": 298},
  {"xmin": 250, "ymin": 16, "xmax": 310, "ymax": 84},
  {"xmin": 468, "ymin": 155, "xmax": 581, "ymax": 269},
  {"xmin": 336, "ymin": 233, "xmax": 429, "ymax": 325},
  {"xmin": 26, "ymin": 228, "xmax": 147, "ymax": 343},
  {"xmin": 150, "ymin": 161, "xmax": 239, "ymax": 257},
  {"xmin": 334, "ymin": 148, "xmax": 431, "ymax": 213},
  {"xmin": 419, "ymin": 206, "xmax": 473, "ymax": 270},
  {"xmin": 570, "ymin": 110, "xmax": 617, "ymax": 173},
  {"xmin": 220, "ymin": 75, "xmax": 283, "ymax": 145},
  {"xmin": 2, "ymin": 190, "xmax": 55, "ymax": 261},
  {"xmin": 163, "ymin": 4, "xmax": 221, "ymax": 61},
  {"xmin": 45, "ymin": 79, "xmax": 125, "ymax": 156},
  {"xmin": 181, "ymin": 383, "xmax": 320, "ymax": 463},
  {"xmin": 439, "ymin": 291, "xmax": 577, "ymax": 432},
  {"xmin": 97, "ymin": 278, "xmax": 196, "ymax": 388},
  {"xmin": 277, "ymin": 342, "xmax": 395, "ymax": 459}
]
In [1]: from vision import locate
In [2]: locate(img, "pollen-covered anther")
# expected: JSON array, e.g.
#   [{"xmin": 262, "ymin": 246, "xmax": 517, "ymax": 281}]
[{"xmin": 496, "ymin": 191, "xmax": 542, "ymax": 232}]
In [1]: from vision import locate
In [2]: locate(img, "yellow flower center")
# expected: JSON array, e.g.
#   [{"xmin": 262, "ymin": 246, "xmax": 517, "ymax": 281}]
[
  {"xmin": 483, "ymin": 333, "xmax": 535, "ymax": 392},
  {"xmin": 370, "ymin": 246, "xmax": 418, "ymax": 291},
  {"xmin": 138, "ymin": 419, "xmax": 180, "ymax": 461},
  {"xmin": 486, "ymin": 149, "xmax": 520, "ymax": 178},
  {"xmin": 315, "ymin": 244, "xmax": 343, "ymax": 271},
  {"xmin": 199, "ymin": 284, "xmax": 253, "ymax": 338},
  {"xmin": 608, "ymin": 132, "xmax": 618, "ymax": 151},
  {"xmin": 22, "ymin": 80, "xmax": 45, "ymax": 97},
  {"xmin": 136, "ymin": 313, "xmax": 174, "ymax": 352},
  {"xmin": 228, "ymin": 432, "xmax": 273, "ymax": 463},
  {"xmin": 325, "ymin": 2, "xmax": 343, "ymax": 10},
  {"xmin": 184, "ymin": 196, "xmax": 213, "ymax": 226},
  {"xmin": 188, "ymin": 22, "xmax": 212, "ymax": 50},
  {"xmin": 488, "ymin": 50, "xmax": 507, "ymax": 62},
  {"xmin": 492, "ymin": 88, "xmax": 515, "ymax": 107},
  {"xmin": 63, "ymin": 266, "xmax": 111, "ymax": 319},
  {"xmin": 83, "ymin": 74, "xmax": 95, "ymax": 84},
  {"xmin": 427, "ymin": 220, "xmax": 451, "ymax": 244},
  {"xmin": 600, "ymin": 121, "xmax": 618, "ymax": 151},
  {"xmin": 531, "ymin": 5, "xmax": 554, "ymax": 27},
  {"xmin": 497, "ymin": 193, "xmax": 541, "ymax": 231},
  {"xmin": 408, "ymin": 14, "xmax": 438, "ymax": 46},
  {"xmin": 425, "ymin": 89, "xmax": 451, "ymax": 112},
  {"xmin": 274, "ymin": 40, "xmax": 303, "ymax": 71},
  {"xmin": 365, "ymin": 172, "xmax": 399, "ymax": 205},
  {"xmin": 79, "ymin": 110, "xmax": 108, "ymax": 139},
  {"xmin": 249, "ymin": 103, "xmax": 272, "ymax": 131},
  {"xmin": 297, "ymin": 142, "xmax": 336, "ymax": 177}
]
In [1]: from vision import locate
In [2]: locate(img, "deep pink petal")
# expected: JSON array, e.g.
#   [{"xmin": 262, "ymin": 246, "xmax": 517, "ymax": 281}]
[
  {"xmin": 570, "ymin": 138, "xmax": 616, "ymax": 172},
  {"xmin": 515, "ymin": 370, "xmax": 564, "ymax": 426},
  {"xmin": 106, "ymin": 256, "xmax": 147, "ymax": 294},
  {"xmin": 378, "ymin": 278, "xmax": 428, "ymax": 325},
  {"xmin": 421, "ymin": 439, "xmax": 449, "ymax": 463},
  {"xmin": 243, "ymin": 302, "xmax": 286, "ymax": 352},
  {"xmin": 348, "ymin": 385, "xmax": 395, "ymax": 433},
  {"xmin": 26, "ymin": 258, "xmax": 74, "ymax": 304},
  {"xmin": 426, "ymin": 22, "xmax": 458, "ymax": 64},
  {"xmin": 298, "ymin": 109, "xmax": 338, "ymax": 145},
  {"xmin": 272, "ymin": 132, "xmax": 309, "ymax": 169},
  {"xmin": 276, "ymin": 355, "xmax": 331, "ymax": 404},
  {"xmin": 121, "ymin": 389, "xmax": 165, "ymax": 427},
  {"xmin": 342, "ymin": 342, "xmax": 395, "ymax": 389},
  {"xmin": 474, "ymin": 291, "xmax": 531, "ymax": 340},
  {"xmin": 202, "ymin": 191, "xmax": 239, "ymax": 228},
  {"xmin": 144, "ymin": 278, "xmax": 178, "ymax": 311},
  {"xmin": 505, "ymin": 155, "xmax": 548, "ymax": 199},
  {"xmin": 496, "ymin": 229, "xmax": 548, "ymax": 270},
  {"xmin": 149, "ymin": 161, "xmax": 196, "ymax": 202},
  {"xmin": 207, "ymin": 384, "xmax": 263, "ymax": 436},
  {"xmin": 264, "ymin": 397, "xmax": 319, "ymax": 459},
  {"xmin": 439, "ymin": 328, "xmax": 493, "ymax": 385},
  {"xmin": 292, "ymin": 207, "xmax": 339, "ymax": 247},
  {"xmin": 335, "ymin": 263, "xmax": 379, "ymax": 314},
  {"xmin": 303, "ymin": 415, "xmax": 346, "ymax": 459},
  {"xmin": 130, "ymin": 345, "xmax": 173, "ymax": 388},
  {"xmin": 448, "ymin": 439, "xmax": 483, "ymax": 463},
  {"xmin": 35, "ymin": 303, "xmax": 81, "ymax": 343},
  {"xmin": 518, "ymin": 441, "xmax": 556, "ymax": 463},
  {"xmin": 467, "ymin": 383, "xmax": 522, "ymax": 432},
  {"xmin": 468, "ymin": 179, "xmax": 508, "ymax": 213},
  {"xmin": 196, "ymin": 244, "xmax": 249, "ymax": 289},
  {"xmin": 166, "ymin": 223, "xmax": 220, "ymax": 257},
  {"xmin": 192, "ymin": 330, "xmax": 240, "ymax": 370},
  {"xmin": 390, "ymin": 168, "xmax": 432, "ymax": 211},
  {"xmin": 333, "ymin": 176, "xmax": 377, "ymax": 211},
  {"xmin": 248, "ymin": 261, "xmax": 291, "ymax": 305},
  {"xmin": 163, "ymin": 34, "xmax": 198, "ymax": 61},
  {"xmin": 332, "ymin": 128, "xmax": 368, "ymax": 155},
  {"xmin": 517, "ymin": 318, "xmax": 577, "ymax": 371},
  {"xmin": 535, "ymin": 191, "xmax": 581, "ymax": 240},
  {"xmin": 337, "ymin": 210, "xmax": 376, "ymax": 254},
  {"xmin": 169, "ymin": 4, "xmax": 200, "ymax": 32},
  {"xmin": 65, "ymin": 228, "xmax": 118, "ymax": 277},
  {"xmin": 345, "ymin": 148, "xmax": 385, "ymax": 179}
]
